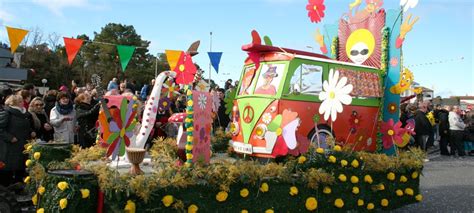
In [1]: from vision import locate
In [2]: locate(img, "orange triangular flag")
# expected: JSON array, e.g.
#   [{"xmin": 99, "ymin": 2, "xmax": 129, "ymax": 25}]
[
  {"xmin": 63, "ymin": 37, "xmax": 84, "ymax": 65},
  {"xmin": 6, "ymin": 26, "xmax": 29, "ymax": 53},
  {"xmin": 165, "ymin": 50, "xmax": 183, "ymax": 71}
]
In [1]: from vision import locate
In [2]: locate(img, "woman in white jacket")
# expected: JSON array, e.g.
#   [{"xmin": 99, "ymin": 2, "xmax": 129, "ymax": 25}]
[{"xmin": 50, "ymin": 91, "xmax": 76, "ymax": 143}]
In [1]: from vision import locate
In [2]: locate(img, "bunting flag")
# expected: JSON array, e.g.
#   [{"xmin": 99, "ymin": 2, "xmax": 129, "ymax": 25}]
[
  {"xmin": 63, "ymin": 37, "xmax": 84, "ymax": 65},
  {"xmin": 117, "ymin": 45, "xmax": 136, "ymax": 72},
  {"xmin": 165, "ymin": 50, "xmax": 183, "ymax": 71},
  {"xmin": 6, "ymin": 26, "xmax": 29, "ymax": 53},
  {"xmin": 207, "ymin": 52, "xmax": 223, "ymax": 73}
]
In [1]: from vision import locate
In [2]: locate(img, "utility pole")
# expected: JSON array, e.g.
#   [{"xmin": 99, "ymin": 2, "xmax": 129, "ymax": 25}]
[{"xmin": 209, "ymin": 31, "xmax": 212, "ymax": 85}]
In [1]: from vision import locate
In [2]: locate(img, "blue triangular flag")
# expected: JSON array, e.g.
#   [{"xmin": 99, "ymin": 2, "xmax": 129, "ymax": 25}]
[{"xmin": 207, "ymin": 52, "xmax": 223, "ymax": 73}]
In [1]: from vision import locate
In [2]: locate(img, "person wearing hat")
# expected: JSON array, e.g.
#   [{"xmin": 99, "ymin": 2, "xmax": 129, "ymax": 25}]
[{"xmin": 255, "ymin": 66, "xmax": 278, "ymax": 95}]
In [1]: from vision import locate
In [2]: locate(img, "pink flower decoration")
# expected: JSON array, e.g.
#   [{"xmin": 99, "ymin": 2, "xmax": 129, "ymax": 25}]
[
  {"xmin": 380, "ymin": 119, "xmax": 403, "ymax": 149},
  {"xmin": 390, "ymin": 57, "xmax": 399, "ymax": 67}
]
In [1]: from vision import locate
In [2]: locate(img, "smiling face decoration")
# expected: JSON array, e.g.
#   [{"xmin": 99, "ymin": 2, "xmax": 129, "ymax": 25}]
[{"xmin": 345, "ymin": 29, "xmax": 375, "ymax": 65}]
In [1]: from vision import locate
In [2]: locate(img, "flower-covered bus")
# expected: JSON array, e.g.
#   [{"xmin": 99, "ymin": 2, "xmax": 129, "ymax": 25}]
[{"xmin": 230, "ymin": 44, "xmax": 383, "ymax": 158}]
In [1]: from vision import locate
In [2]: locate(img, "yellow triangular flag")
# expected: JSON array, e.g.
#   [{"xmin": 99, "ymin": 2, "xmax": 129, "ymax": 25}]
[
  {"xmin": 165, "ymin": 50, "xmax": 183, "ymax": 71},
  {"xmin": 6, "ymin": 26, "xmax": 29, "ymax": 53}
]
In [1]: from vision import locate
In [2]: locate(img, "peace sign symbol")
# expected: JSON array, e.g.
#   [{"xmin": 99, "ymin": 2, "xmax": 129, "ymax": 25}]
[{"xmin": 243, "ymin": 105, "xmax": 254, "ymax": 123}]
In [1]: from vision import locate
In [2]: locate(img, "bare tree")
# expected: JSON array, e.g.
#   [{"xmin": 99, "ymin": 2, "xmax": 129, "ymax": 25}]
[{"xmin": 47, "ymin": 32, "xmax": 61, "ymax": 51}]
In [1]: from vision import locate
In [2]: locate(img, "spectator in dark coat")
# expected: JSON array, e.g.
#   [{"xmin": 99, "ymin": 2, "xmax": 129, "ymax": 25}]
[
  {"xmin": 75, "ymin": 93, "xmax": 100, "ymax": 148},
  {"xmin": 43, "ymin": 90, "xmax": 58, "ymax": 116},
  {"xmin": 28, "ymin": 97, "xmax": 54, "ymax": 142},
  {"xmin": 0, "ymin": 95, "xmax": 35, "ymax": 185},
  {"xmin": 215, "ymin": 88, "xmax": 230, "ymax": 129},
  {"xmin": 438, "ymin": 105, "xmax": 451, "ymax": 156},
  {"xmin": 414, "ymin": 102, "xmax": 432, "ymax": 151}
]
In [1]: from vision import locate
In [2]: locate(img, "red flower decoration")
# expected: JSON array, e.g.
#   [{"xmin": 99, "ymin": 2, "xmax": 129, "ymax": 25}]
[
  {"xmin": 174, "ymin": 52, "xmax": 197, "ymax": 85},
  {"xmin": 348, "ymin": 111, "xmax": 362, "ymax": 134},
  {"xmin": 306, "ymin": 0, "xmax": 326, "ymax": 23},
  {"xmin": 380, "ymin": 119, "xmax": 403, "ymax": 149}
]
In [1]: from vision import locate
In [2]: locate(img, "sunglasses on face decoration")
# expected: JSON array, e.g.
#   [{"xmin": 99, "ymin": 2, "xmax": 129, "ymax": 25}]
[{"xmin": 350, "ymin": 49, "xmax": 369, "ymax": 56}]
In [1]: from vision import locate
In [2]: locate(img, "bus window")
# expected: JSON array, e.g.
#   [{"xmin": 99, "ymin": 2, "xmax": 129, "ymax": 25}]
[
  {"xmin": 337, "ymin": 68, "xmax": 381, "ymax": 98},
  {"xmin": 288, "ymin": 64, "xmax": 323, "ymax": 95},
  {"xmin": 254, "ymin": 64, "xmax": 285, "ymax": 96},
  {"xmin": 239, "ymin": 66, "xmax": 257, "ymax": 95}
]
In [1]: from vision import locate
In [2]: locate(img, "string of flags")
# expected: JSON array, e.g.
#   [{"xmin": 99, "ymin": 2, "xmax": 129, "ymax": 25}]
[
  {"xmin": 2, "ymin": 26, "xmax": 223, "ymax": 74},
  {"xmin": 404, "ymin": 57, "xmax": 465, "ymax": 68}
]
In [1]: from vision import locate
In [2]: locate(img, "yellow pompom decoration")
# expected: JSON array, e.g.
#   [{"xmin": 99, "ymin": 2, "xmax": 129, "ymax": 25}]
[
  {"xmin": 364, "ymin": 175, "xmax": 373, "ymax": 184},
  {"xmin": 381, "ymin": 199, "xmax": 389, "ymax": 207},
  {"xmin": 32, "ymin": 194, "xmax": 38, "ymax": 205},
  {"xmin": 187, "ymin": 136, "xmax": 194, "ymax": 142},
  {"xmin": 162, "ymin": 195, "xmax": 174, "ymax": 207},
  {"xmin": 57, "ymin": 181, "xmax": 68, "ymax": 191},
  {"xmin": 415, "ymin": 194, "xmax": 423, "ymax": 202},
  {"xmin": 340, "ymin": 160, "xmax": 348, "ymax": 167},
  {"xmin": 405, "ymin": 188, "xmax": 414, "ymax": 196},
  {"xmin": 323, "ymin": 186, "xmax": 331, "ymax": 194},
  {"xmin": 80, "ymin": 189, "xmax": 90, "ymax": 199},
  {"xmin": 316, "ymin": 148, "xmax": 324, "ymax": 154},
  {"xmin": 216, "ymin": 191, "xmax": 228, "ymax": 202},
  {"xmin": 124, "ymin": 200, "xmax": 136, "ymax": 213},
  {"xmin": 240, "ymin": 188, "xmax": 249, "ymax": 198},
  {"xmin": 241, "ymin": 210, "xmax": 249, "ymax": 213},
  {"xmin": 412, "ymin": 171, "xmax": 419, "ymax": 179},
  {"xmin": 396, "ymin": 189, "xmax": 404, "ymax": 196},
  {"xmin": 187, "ymin": 100, "xmax": 193, "ymax": 106},
  {"xmin": 367, "ymin": 203, "xmax": 375, "ymax": 210},
  {"xmin": 265, "ymin": 209, "xmax": 274, "ymax": 213},
  {"xmin": 352, "ymin": 186, "xmax": 360, "ymax": 194},
  {"xmin": 351, "ymin": 159, "xmax": 359, "ymax": 168},
  {"xmin": 37, "ymin": 186, "xmax": 45, "ymax": 195},
  {"xmin": 260, "ymin": 182, "xmax": 269, "ymax": 192},
  {"xmin": 351, "ymin": 176, "xmax": 359, "ymax": 184},
  {"xmin": 289, "ymin": 186, "xmax": 298, "ymax": 196},
  {"xmin": 185, "ymin": 144, "xmax": 193, "ymax": 151},
  {"xmin": 24, "ymin": 176, "xmax": 30, "ymax": 184},
  {"xmin": 400, "ymin": 175, "xmax": 408, "ymax": 183},
  {"xmin": 334, "ymin": 198, "xmax": 344, "ymax": 208},
  {"xmin": 387, "ymin": 172, "xmax": 396, "ymax": 181},
  {"xmin": 188, "ymin": 204, "xmax": 199, "ymax": 213},
  {"xmin": 333, "ymin": 145, "xmax": 342, "ymax": 152},
  {"xmin": 305, "ymin": 197, "xmax": 318, "ymax": 211},
  {"xmin": 59, "ymin": 198, "xmax": 68, "ymax": 210},
  {"xmin": 338, "ymin": 174, "xmax": 347, "ymax": 182},
  {"xmin": 298, "ymin": 156, "xmax": 307, "ymax": 164},
  {"xmin": 33, "ymin": 152, "xmax": 41, "ymax": 160},
  {"xmin": 186, "ymin": 153, "xmax": 193, "ymax": 159},
  {"xmin": 37, "ymin": 208, "xmax": 44, "ymax": 213},
  {"xmin": 25, "ymin": 159, "xmax": 32, "ymax": 167},
  {"xmin": 328, "ymin": 155, "xmax": 337, "ymax": 163},
  {"xmin": 187, "ymin": 90, "xmax": 193, "ymax": 96},
  {"xmin": 357, "ymin": 199, "xmax": 364, "ymax": 206},
  {"xmin": 187, "ymin": 127, "xmax": 194, "ymax": 132}
]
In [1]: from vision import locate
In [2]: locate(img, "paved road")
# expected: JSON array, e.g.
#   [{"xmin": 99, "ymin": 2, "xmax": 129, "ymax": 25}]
[{"xmin": 393, "ymin": 154, "xmax": 474, "ymax": 213}]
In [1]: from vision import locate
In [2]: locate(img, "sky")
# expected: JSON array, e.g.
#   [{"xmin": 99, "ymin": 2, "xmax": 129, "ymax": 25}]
[{"xmin": 0, "ymin": 0, "xmax": 472, "ymax": 97}]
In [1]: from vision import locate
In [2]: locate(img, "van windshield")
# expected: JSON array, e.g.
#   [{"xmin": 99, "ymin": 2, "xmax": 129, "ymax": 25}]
[{"xmin": 238, "ymin": 63, "xmax": 286, "ymax": 97}]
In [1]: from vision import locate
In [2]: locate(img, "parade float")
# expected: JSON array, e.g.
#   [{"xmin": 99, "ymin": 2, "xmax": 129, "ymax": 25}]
[{"xmin": 21, "ymin": 0, "xmax": 426, "ymax": 212}]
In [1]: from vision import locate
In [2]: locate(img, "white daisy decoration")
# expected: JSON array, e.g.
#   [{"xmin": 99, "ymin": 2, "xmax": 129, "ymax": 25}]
[
  {"xmin": 198, "ymin": 94, "xmax": 207, "ymax": 109},
  {"xmin": 262, "ymin": 113, "xmax": 272, "ymax": 124},
  {"xmin": 318, "ymin": 69, "xmax": 353, "ymax": 122}
]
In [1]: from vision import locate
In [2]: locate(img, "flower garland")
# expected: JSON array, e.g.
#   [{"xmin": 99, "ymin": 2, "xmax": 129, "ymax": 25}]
[
  {"xmin": 184, "ymin": 88, "xmax": 194, "ymax": 167},
  {"xmin": 376, "ymin": 27, "xmax": 390, "ymax": 153},
  {"xmin": 331, "ymin": 36, "xmax": 339, "ymax": 60}
]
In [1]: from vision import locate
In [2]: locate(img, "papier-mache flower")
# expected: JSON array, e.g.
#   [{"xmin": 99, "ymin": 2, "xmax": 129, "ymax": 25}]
[{"xmin": 318, "ymin": 69, "xmax": 353, "ymax": 122}]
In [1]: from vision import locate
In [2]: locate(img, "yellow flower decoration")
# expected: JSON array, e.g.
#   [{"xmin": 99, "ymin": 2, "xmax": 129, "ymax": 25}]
[
  {"xmin": 367, "ymin": 203, "xmax": 375, "ymax": 210},
  {"xmin": 289, "ymin": 186, "xmax": 298, "ymax": 196},
  {"xmin": 216, "ymin": 191, "xmax": 228, "ymax": 202},
  {"xmin": 378, "ymin": 184, "xmax": 385, "ymax": 191},
  {"xmin": 338, "ymin": 174, "xmax": 347, "ymax": 182},
  {"xmin": 162, "ymin": 195, "xmax": 174, "ymax": 207},
  {"xmin": 396, "ymin": 189, "xmax": 404, "ymax": 196},
  {"xmin": 37, "ymin": 208, "xmax": 44, "ymax": 213},
  {"xmin": 350, "ymin": 176, "xmax": 359, "ymax": 184},
  {"xmin": 351, "ymin": 159, "xmax": 359, "ymax": 168},
  {"xmin": 26, "ymin": 145, "xmax": 32, "ymax": 151},
  {"xmin": 340, "ymin": 160, "xmax": 348, "ymax": 167},
  {"xmin": 328, "ymin": 155, "xmax": 337, "ymax": 163},
  {"xmin": 80, "ymin": 189, "xmax": 90, "ymax": 199},
  {"xmin": 364, "ymin": 175, "xmax": 373, "ymax": 184},
  {"xmin": 415, "ymin": 194, "xmax": 423, "ymax": 202},
  {"xmin": 37, "ymin": 186, "xmax": 45, "ymax": 195},
  {"xmin": 185, "ymin": 144, "xmax": 193, "ymax": 151},
  {"xmin": 334, "ymin": 198, "xmax": 344, "ymax": 208},
  {"xmin": 405, "ymin": 188, "xmax": 414, "ymax": 196},
  {"xmin": 24, "ymin": 176, "xmax": 30, "ymax": 184},
  {"xmin": 265, "ymin": 209, "xmax": 274, "ymax": 213},
  {"xmin": 400, "ymin": 175, "xmax": 408, "ymax": 183},
  {"xmin": 305, "ymin": 197, "xmax": 318, "ymax": 211},
  {"xmin": 188, "ymin": 204, "xmax": 199, "ymax": 213},
  {"xmin": 186, "ymin": 153, "xmax": 193, "ymax": 159},
  {"xmin": 333, "ymin": 145, "xmax": 342, "ymax": 152},
  {"xmin": 381, "ymin": 198, "xmax": 389, "ymax": 207},
  {"xmin": 33, "ymin": 152, "xmax": 41, "ymax": 160},
  {"xmin": 187, "ymin": 136, "xmax": 194, "ymax": 142},
  {"xmin": 412, "ymin": 171, "xmax": 419, "ymax": 179},
  {"xmin": 298, "ymin": 156, "xmax": 307, "ymax": 164},
  {"xmin": 240, "ymin": 188, "xmax": 249, "ymax": 198},
  {"xmin": 57, "ymin": 181, "xmax": 68, "ymax": 191},
  {"xmin": 357, "ymin": 199, "xmax": 364, "ymax": 206},
  {"xmin": 124, "ymin": 200, "xmax": 136, "ymax": 213},
  {"xmin": 187, "ymin": 100, "xmax": 193, "ymax": 106},
  {"xmin": 32, "ymin": 194, "xmax": 38, "ymax": 205},
  {"xmin": 323, "ymin": 186, "xmax": 331, "ymax": 194},
  {"xmin": 241, "ymin": 210, "xmax": 249, "ymax": 213},
  {"xmin": 59, "ymin": 198, "xmax": 68, "ymax": 210},
  {"xmin": 316, "ymin": 148, "xmax": 324, "ymax": 154},
  {"xmin": 352, "ymin": 186, "xmax": 360, "ymax": 194},
  {"xmin": 25, "ymin": 159, "xmax": 32, "ymax": 167},
  {"xmin": 387, "ymin": 172, "xmax": 396, "ymax": 181},
  {"xmin": 260, "ymin": 182, "xmax": 269, "ymax": 193}
]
